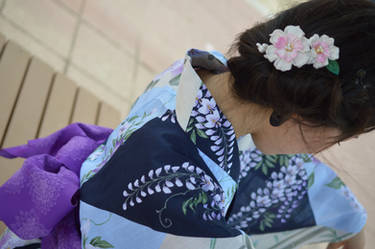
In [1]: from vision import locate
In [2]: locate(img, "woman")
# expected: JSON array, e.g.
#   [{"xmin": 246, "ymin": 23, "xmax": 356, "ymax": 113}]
[{"xmin": 0, "ymin": 0, "xmax": 373, "ymax": 248}]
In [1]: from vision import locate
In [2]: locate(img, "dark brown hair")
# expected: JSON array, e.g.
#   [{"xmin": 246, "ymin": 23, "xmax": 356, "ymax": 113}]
[{"xmin": 226, "ymin": 0, "xmax": 375, "ymax": 151}]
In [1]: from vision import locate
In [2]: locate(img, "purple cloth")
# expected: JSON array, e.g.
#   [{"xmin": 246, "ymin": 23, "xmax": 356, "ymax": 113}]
[{"xmin": 0, "ymin": 122, "xmax": 113, "ymax": 249}]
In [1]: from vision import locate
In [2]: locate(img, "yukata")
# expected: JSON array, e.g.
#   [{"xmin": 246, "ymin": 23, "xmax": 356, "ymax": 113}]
[{"xmin": 0, "ymin": 48, "xmax": 367, "ymax": 249}]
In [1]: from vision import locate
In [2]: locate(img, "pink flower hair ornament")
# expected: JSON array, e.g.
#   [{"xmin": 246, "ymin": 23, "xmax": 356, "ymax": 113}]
[{"xmin": 256, "ymin": 25, "xmax": 340, "ymax": 75}]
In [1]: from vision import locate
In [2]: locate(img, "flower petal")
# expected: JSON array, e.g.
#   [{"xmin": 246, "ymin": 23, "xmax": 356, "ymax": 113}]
[
  {"xmin": 293, "ymin": 52, "xmax": 310, "ymax": 67},
  {"xmin": 309, "ymin": 34, "xmax": 320, "ymax": 45},
  {"xmin": 284, "ymin": 25, "xmax": 305, "ymax": 38},
  {"xmin": 269, "ymin": 29, "xmax": 284, "ymax": 44},
  {"xmin": 274, "ymin": 58, "xmax": 292, "ymax": 71},
  {"xmin": 264, "ymin": 45, "xmax": 278, "ymax": 62},
  {"xmin": 329, "ymin": 46, "xmax": 339, "ymax": 60}
]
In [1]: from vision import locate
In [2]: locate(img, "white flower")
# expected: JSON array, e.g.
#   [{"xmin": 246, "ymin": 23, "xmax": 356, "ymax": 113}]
[
  {"xmin": 205, "ymin": 109, "xmax": 221, "ymax": 128},
  {"xmin": 308, "ymin": 34, "xmax": 339, "ymax": 69},
  {"xmin": 195, "ymin": 90, "xmax": 203, "ymax": 106},
  {"xmin": 284, "ymin": 174, "xmax": 296, "ymax": 186},
  {"xmin": 286, "ymin": 165, "xmax": 298, "ymax": 176},
  {"xmin": 201, "ymin": 175, "xmax": 215, "ymax": 192},
  {"xmin": 256, "ymin": 195, "xmax": 272, "ymax": 207},
  {"xmin": 273, "ymin": 179, "xmax": 286, "ymax": 191},
  {"xmin": 198, "ymin": 98, "xmax": 216, "ymax": 115},
  {"xmin": 259, "ymin": 25, "xmax": 311, "ymax": 72}
]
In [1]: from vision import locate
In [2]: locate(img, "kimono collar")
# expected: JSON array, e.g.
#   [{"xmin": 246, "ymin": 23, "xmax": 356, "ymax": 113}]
[{"xmin": 175, "ymin": 48, "xmax": 255, "ymax": 152}]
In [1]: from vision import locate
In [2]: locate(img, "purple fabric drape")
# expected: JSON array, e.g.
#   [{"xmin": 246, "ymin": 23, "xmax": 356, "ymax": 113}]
[{"xmin": 0, "ymin": 122, "xmax": 113, "ymax": 249}]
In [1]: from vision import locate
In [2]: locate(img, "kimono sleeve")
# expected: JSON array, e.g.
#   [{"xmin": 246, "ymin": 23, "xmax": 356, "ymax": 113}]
[{"xmin": 79, "ymin": 115, "xmax": 240, "ymax": 238}]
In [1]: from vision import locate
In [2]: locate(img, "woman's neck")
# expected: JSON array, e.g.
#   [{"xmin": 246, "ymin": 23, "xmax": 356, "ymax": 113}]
[{"xmin": 197, "ymin": 69, "xmax": 270, "ymax": 139}]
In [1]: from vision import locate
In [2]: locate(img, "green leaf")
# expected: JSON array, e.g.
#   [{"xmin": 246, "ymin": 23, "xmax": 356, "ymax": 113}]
[
  {"xmin": 259, "ymin": 221, "xmax": 265, "ymax": 231},
  {"xmin": 307, "ymin": 172, "xmax": 315, "ymax": 189},
  {"xmin": 188, "ymin": 117, "xmax": 194, "ymax": 126},
  {"xmin": 182, "ymin": 199, "xmax": 191, "ymax": 215},
  {"xmin": 145, "ymin": 79, "xmax": 159, "ymax": 91},
  {"xmin": 127, "ymin": 115, "xmax": 139, "ymax": 123},
  {"xmin": 196, "ymin": 128, "xmax": 208, "ymax": 138},
  {"xmin": 255, "ymin": 161, "xmax": 262, "ymax": 170},
  {"xmin": 268, "ymin": 155, "xmax": 277, "ymax": 163},
  {"xmin": 202, "ymin": 192, "xmax": 208, "ymax": 204},
  {"xmin": 169, "ymin": 73, "xmax": 182, "ymax": 86},
  {"xmin": 268, "ymin": 213, "xmax": 276, "ymax": 219},
  {"xmin": 264, "ymin": 216, "xmax": 272, "ymax": 222},
  {"xmin": 194, "ymin": 193, "xmax": 202, "ymax": 207},
  {"xmin": 279, "ymin": 156, "xmax": 289, "ymax": 166},
  {"xmin": 279, "ymin": 156, "xmax": 284, "ymax": 166},
  {"xmin": 189, "ymin": 201, "xmax": 195, "ymax": 212},
  {"xmin": 90, "ymin": 236, "xmax": 114, "ymax": 248},
  {"xmin": 265, "ymin": 159, "xmax": 275, "ymax": 168},
  {"xmin": 190, "ymin": 130, "xmax": 197, "ymax": 144},
  {"xmin": 326, "ymin": 59, "xmax": 340, "ymax": 75},
  {"xmin": 112, "ymin": 139, "xmax": 116, "ymax": 148},
  {"xmin": 90, "ymin": 236, "xmax": 101, "ymax": 245},
  {"xmin": 264, "ymin": 219, "xmax": 272, "ymax": 228},
  {"xmin": 325, "ymin": 177, "xmax": 345, "ymax": 189},
  {"xmin": 262, "ymin": 165, "xmax": 268, "ymax": 175}
]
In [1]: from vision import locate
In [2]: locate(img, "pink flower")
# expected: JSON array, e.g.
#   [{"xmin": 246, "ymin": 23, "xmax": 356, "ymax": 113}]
[
  {"xmin": 257, "ymin": 25, "xmax": 311, "ymax": 71},
  {"xmin": 308, "ymin": 34, "xmax": 339, "ymax": 69}
]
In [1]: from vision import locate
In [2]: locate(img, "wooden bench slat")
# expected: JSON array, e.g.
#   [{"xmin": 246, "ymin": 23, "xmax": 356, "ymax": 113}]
[
  {"xmin": 2, "ymin": 57, "xmax": 54, "ymax": 148},
  {"xmin": 0, "ymin": 41, "xmax": 31, "ymax": 147},
  {"xmin": 70, "ymin": 87, "xmax": 100, "ymax": 124},
  {"xmin": 97, "ymin": 102, "xmax": 122, "ymax": 129},
  {"xmin": 0, "ymin": 57, "xmax": 55, "ymax": 228},
  {"xmin": 38, "ymin": 73, "xmax": 78, "ymax": 138}
]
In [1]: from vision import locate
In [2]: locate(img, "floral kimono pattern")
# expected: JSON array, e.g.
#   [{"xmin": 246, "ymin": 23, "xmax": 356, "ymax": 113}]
[
  {"xmin": 0, "ymin": 48, "xmax": 366, "ymax": 249},
  {"xmin": 76, "ymin": 48, "xmax": 366, "ymax": 249}
]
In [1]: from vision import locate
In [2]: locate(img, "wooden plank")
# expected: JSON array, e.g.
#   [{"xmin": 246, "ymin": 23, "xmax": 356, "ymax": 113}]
[
  {"xmin": 0, "ymin": 57, "xmax": 54, "ymax": 218},
  {"xmin": 70, "ymin": 87, "xmax": 100, "ymax": 124},
  {"xmin": 2, "ymin": 57, "xmax": 54, "ymax": 148},
  {"xmin": 38, "ymin": 73, "xmax": 78, "ymax": 138},
  {"xmin": 0, "ymin": 41, "xmax": 31, "ymax": 147},
  {"xmin": 0, "ymin": 42, "xmax": 33, "ymax": 236},
  {"xmin": 97, "ymin": 101, "xmax": 122, "ymax": 129}
]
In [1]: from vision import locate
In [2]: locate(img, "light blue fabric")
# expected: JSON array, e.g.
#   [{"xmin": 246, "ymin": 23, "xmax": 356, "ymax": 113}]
[
  {"xmin": 304, "ymin": 161, "xmax": 367, "ymax": 234},
  {"xmin": 80, "ymin": 201, "xmax": 166, "ymax": 249}
]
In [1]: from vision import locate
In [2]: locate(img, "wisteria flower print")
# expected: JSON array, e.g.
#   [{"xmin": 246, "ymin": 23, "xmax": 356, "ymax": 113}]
[
  {"xmin": 187, "ymin": 84, "xmax": 236, "ymax": 174},
  {"xmin": 228, "ymin": 154, "xmax": 312, "ymax": 232},
  {"xmin": 121, "ymin": 162, "xmax": 225, "ymax": 228}
]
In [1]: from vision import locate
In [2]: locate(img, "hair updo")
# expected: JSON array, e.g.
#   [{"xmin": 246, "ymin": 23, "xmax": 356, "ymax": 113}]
[{"xmin": 226, "ymin": 0, "xmax": 375, "ymax": 146}]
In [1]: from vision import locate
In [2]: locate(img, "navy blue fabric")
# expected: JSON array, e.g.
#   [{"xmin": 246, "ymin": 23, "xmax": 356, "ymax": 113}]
[{"xmin": 80, "ymin": 116, "xmax": 240, "ymax": 238}]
